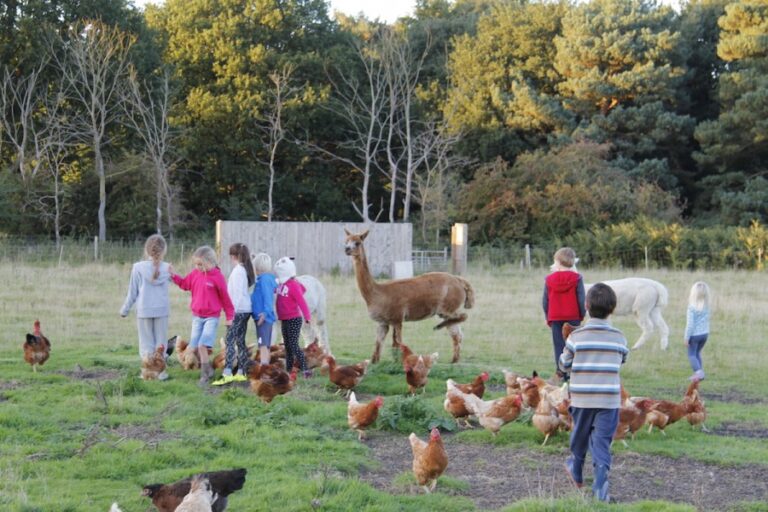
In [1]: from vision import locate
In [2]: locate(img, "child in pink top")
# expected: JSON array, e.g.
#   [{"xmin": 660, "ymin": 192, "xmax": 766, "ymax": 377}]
[
  {"xmin": 274, "ymin": 257, "xmax": 311, "ymax": 377},
  {"xmin": 171, "ymin": 245, "xmax": 235, "ymax": 385}
]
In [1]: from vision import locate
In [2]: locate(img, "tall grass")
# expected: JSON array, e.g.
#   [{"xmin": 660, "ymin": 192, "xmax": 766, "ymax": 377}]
[{"xmin": 0, "ymin": 262, "xmax": 766, "ymax": 510}]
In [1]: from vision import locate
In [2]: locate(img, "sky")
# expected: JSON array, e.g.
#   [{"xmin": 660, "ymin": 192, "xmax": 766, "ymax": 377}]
[{"xmin": 133, "ymin": 0, "xmax": 415, "ymax": 22}]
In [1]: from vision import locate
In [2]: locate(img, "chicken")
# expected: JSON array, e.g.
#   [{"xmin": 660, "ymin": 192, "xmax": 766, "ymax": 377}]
[
  {"xmin": 562, "ymin": 322, "xmax": 576, "ymax": 340},
  {"xmin": 176, "ymin": 339, "xmax": 201, "ymax": 370},
  {"xmin": 532, "ymin": 396, "xmax": 565, "ymax": 445},
  {"xmin": 647, "ymin": 382, "xmax": 700, "ymax": 433},
  {"xmin": 397, "ymin": 343, "xmax": 438, "ymax": 394},
  {"xmin": 409, "ymin": 427, "xmax": 448, "ymax": 493},
  {"xmin": 109, "ymin": 504, "xmax": 122, "ymax": 512},
  {"xmin": 452, "ymin": 372, "xmax": 489, "ymax": 398},
  {"xmin": 174, "ymin": 475, "xmax": 215, "ymax": 512},
  {"xmin": 521, "ymin": 382, "xmax": 541, "ymax": 409},
  {"xmin": 555, "ymin": 398, "xmax": 572, "ymax": 432},
  {"xmin": 24, "ymin": 319, "xmax": 51, "ymax": 372},
  {"xmin": 532, "ymin": 373, "xmax": 568, "ymax": 408},
  {"xmin": 304, "ymin": 340, "xmax": 328, "ymax": 370},
  {"xmin": 246, "ymin": 363, "xmax": 297, "ymax": 403},
  {"xmin": 443, "ymin": 380, "xmax": 476, "ymax": 428},
  {"xmin": 141, "ymin": 344, "xmax": 167, "ymax": 380},
  {"xmin": 614, "ymin": 399, "xmax": 654, "ymax": 445},
  {"xmin": 141, "ymin": 468, "xmax": 247, "ymax": 512},
  {"xmin": 324, "ymin": 355, "xmax": 369, "ymax": 396},
  {"xmin": 446, "ymin": 380, "xmax": 523, "ymax": 435},
  {"xmin": 347, "ymin": 392, "xmax": 384, "ymax": 440},
  {"xmin": 502, "ymin": 369, "xmax": 523, "ymax": 395},
  {"xmin": 645, "ymin": 409, "xmax": 670, "ymax": 434},
  {"xmin": 684, "ymin": 380, "xmax": 708, "ymax": 431}
]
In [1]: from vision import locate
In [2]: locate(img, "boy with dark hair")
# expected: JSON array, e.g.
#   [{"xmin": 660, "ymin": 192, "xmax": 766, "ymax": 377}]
[
  {"xmin": 543, "ymin": 247, "xmax": 586, "ymax": 381},
  {"xmin": 560, "ymin": 282, "xmax": 628, "ymax": 502}
]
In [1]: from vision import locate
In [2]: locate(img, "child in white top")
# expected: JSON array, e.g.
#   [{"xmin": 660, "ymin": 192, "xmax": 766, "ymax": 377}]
[
  {"xmin": 684, "ymin": 281, "xmax": 711, "ymax": 382},
  {"xmin": 213, "ymin": 243, "xmax": 255, "ymax": 385}
]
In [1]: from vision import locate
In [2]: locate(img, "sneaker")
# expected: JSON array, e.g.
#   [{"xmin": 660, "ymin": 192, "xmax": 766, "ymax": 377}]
[
  {"xmin": 695, "ymin": 370, "xmax": 705, "ymax": 381},
  {"xmin": 564, "ymin": 456, "xmax": 583, "ymax": 488},
  {"xmin": 303, "ymin": 370, "xmax": 313, "ymax": 379},
  {"xmin": 212, "ymin": 375, "xmax": 236, "ymax": 386},
  {"xmin": 232, "ymin": 373, "xmax": 247, "ymax": 382},
  {"xmin": 157, "ymin": 370, "xmax": 169, "ymax": 381}
]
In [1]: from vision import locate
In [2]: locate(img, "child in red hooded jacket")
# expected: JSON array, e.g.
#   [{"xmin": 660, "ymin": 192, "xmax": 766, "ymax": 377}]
[{"xmin": 542, "ymin": 247, "xmax": 585, "ymax": 381}]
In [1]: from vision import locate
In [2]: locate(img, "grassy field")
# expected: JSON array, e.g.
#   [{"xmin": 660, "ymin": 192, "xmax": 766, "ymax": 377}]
[{"xmin": 0, "ymin": 262, "xmax": 766, "ymax": 511}]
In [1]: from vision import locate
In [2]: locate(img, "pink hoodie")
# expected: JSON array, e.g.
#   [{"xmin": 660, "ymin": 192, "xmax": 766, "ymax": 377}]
[
  {"xmin": 276, "ymin": 278, "xmax": 311, "ymax": 321},
  {"xmin": 172, "ymin": 267, "xmax": 234, "ymax": 321}
]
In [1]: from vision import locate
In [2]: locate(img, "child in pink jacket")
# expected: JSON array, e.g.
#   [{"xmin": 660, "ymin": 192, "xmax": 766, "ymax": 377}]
[
  {"xmin": 274, "ymin": 257, "xmax": 311, "ymax": 377},
  {"xmin": 171, "ymin": 245, "xmax": 234, "ymax": 385}
]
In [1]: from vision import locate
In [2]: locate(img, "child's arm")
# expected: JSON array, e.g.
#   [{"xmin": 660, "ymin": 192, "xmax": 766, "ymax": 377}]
[
  {"xmin": 684, "ymin": 306, "xmax": 694, "ymax": 343},
  {"xmin": 576, "ymin": 276, "xmax": 586, "ymax": 320},
  {"xmin": 119, "ymin": 265, "xmax": 140, "ymax": 317},
  {"xmin": 291, "ymin": 280, "xmax": 311, "ymax": 323},
  {"xmin": 559, "ymin": 338, "xmax": 575, "ymax": 375},
  {"xmin": 215, "ymin": 272, "xmax": 235, "ymax": 323},
  {"xmin": 259, "ymin": 278, "xmax": 276, "ymax": 320},
  {"xmin": 171, "ymin": 271, "xmax": 192, "ymax": 291},
  {"xmin": 542, "ymin": 283, "xmax": 549, "ymax": 323}
]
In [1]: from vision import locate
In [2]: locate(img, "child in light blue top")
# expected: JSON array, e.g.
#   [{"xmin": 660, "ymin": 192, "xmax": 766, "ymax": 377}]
[
  {"xmin": 251, "ymin": 252, "xmax": 278, "ymax": 365},
  {"xmin": 684, "ymin": 281, "xmax": 711, "ymax": 382}
]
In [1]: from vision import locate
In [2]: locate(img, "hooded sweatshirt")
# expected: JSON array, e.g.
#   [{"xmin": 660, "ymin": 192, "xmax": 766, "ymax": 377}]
[
  {"xmin": 276, "ymin": 278, "xmax": 311, "ymax": 321},
  {"xmin": 543, "ymin": 270, "xmax": 585, "ymax": 323},
  {"xmin": 172, "ymin": 267, "xmax": 235, "ymax": 321},
  {"xmin": 120, "ymin": 260, "xmax": 171, "ymax": 318}
]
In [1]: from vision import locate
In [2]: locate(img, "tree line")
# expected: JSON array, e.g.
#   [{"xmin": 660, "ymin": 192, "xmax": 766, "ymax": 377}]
[{"xmin": 0, "ymin": 0, "xmax": 766, "ymax": 249}]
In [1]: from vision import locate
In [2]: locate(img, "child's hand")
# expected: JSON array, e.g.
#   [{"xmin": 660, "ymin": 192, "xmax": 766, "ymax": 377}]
[
  {"xmin": 257, "ymin": 313, "xmax": 265, "ymax": 326},
  {"xmin": 168, "ymin": 264, "xmax": 174, "ymax": 274}
]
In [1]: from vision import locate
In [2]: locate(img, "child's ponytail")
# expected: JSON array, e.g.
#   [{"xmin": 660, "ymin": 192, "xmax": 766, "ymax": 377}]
[
  {"xmin": 230, "ymin": 243, "xmax": 255, "ymax": 287},
  {"xmin": 144, "ymin": 234, "xmax": 167, "ymax": 282}
]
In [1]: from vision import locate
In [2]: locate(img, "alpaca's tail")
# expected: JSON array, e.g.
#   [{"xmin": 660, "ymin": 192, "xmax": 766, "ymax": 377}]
[
  {"xmin": 434, "ymin": 313, "xmax": 467, "ymax": 330},
  {"xmin": 654, "ymin": 281, "xmax": 669, "ymax": 308},
  {"xmin": 457, "ymin": 276, "xmax": 475, "ymax": 309}
]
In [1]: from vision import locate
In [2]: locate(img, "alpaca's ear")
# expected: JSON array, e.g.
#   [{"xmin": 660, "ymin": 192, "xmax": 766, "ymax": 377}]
[
  {"xmin": 344, "ymin": 228, "xmax": 352, "ymax": 236},
  {"xmin": 360, "ymin": 229, "xmax": 369, "ymax": 240}
]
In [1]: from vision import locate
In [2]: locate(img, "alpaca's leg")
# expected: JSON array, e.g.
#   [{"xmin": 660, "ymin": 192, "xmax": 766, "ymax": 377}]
[
  {"xmin": 392, "ymin": 323, "xmax": 403, "ymax": 347},
  {"xmin": 632, "ymin": 309, "xmax": 655, "ymax": 350},
  {"xmin": 650, "ymin": 306, "xmax": 669, "ymax": 350},
  {"xmin": 448, "ymin": 324, "xmax": 462, "ymax": 363},
  {"xmin": 372, "ymin": 324, "xmax": 389, "ymax": 363}
]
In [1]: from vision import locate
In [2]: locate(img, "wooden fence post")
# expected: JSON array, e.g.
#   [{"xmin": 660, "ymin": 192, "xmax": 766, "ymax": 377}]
[
  {"xmin": 93, "ymin": 236, "xmax": 98, "ymax": 261},
  {"xmin": 451, "ymin": 223, "xmax": 468, "ymax": 275}
]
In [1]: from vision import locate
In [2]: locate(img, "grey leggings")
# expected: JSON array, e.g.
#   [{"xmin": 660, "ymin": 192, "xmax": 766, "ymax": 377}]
[{"xmin": 224, "ymin": 312, "xmax": 251, "ymax": 371}]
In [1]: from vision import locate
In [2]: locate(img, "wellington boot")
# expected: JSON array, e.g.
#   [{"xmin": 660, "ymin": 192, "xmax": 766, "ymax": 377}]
[{"xmin": 199, "ymin": 362, "xmax": 214, "ymax": 385}]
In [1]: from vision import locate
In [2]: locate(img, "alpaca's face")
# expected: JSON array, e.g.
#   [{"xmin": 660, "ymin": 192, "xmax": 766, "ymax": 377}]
[{"xmin": 343, "ymin": 229, "xmax": 368, "ymax": 257}]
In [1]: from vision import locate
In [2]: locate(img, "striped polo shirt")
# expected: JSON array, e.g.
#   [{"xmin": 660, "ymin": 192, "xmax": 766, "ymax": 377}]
[{"xmin": 559, "ymin": 318, "xmax": 628, "ymax": 409}]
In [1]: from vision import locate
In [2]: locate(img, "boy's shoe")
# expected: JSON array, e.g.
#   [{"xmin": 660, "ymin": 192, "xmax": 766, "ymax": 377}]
[
  {"xmin": 564, "ymin": 456, "xmax": 583, "ymax": 488},
  {"xmin": 232, "ymin": 372, "xmax": 247, "ymax": 382},
  {"xmin": 157, "ymin": 370, "xmax": 169, "ymax": 381}
]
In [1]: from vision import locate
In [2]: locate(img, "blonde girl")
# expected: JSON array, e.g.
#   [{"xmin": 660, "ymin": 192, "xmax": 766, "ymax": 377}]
[
  {"xmin": 684, "ymin": 281, "xmax": 711, "ymax": 382},
  {"xmin": 250, "ymin": 252, "xmax": 278, "ymax": 365},
  {"xmin": 120, "ymin": 234, "xmax": 172, "ymax": 380},
  {"xmin": 171, "ymin": 246, "xmax": 234, "ymax": 385},
  {"xmin": 212, "ymin": 243, "xmax": 255, "ymax": 385}
]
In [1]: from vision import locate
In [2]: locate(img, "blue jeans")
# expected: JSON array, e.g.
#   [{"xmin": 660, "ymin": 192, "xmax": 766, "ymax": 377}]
[
  {"xmin": 687, "ymin": 334, "xmax": 708, "ymax": 372},
  {"xmin": 189, "ymin": 316, "xmax": 220, "ymax": 349},
  {"xmin": 568, "ymin": 407, "xmax": 619, "ymax": 479}
]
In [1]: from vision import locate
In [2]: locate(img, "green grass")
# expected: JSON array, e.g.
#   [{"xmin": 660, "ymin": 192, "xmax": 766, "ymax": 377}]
[{"xmin": 0, "ymin": 263, "xmax": 766, "ymax": 510}]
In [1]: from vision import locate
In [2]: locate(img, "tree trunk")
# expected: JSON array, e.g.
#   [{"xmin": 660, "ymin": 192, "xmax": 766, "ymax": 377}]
[
  {"xmin": 155, "ymin": 159, "xmax": 163, "ymax": 235},
  {"xmin": 94, "ymin": 141, "xmax": 106, "ymax": 241}
]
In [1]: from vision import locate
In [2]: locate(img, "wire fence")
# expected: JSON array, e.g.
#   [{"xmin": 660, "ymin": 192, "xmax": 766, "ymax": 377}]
[{"xmin": 0, "ymin": 236, "xmax": 761, "ymax": 271}]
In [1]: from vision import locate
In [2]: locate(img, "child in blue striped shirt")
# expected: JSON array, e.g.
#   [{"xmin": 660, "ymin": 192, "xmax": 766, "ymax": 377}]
[
  {"xmin": 684, "ymin": 281, "xmax": 711, "ymax": 383},
  {"xmin": 560, "ymin": 282, "xmax": 628, "ymax": 502}
]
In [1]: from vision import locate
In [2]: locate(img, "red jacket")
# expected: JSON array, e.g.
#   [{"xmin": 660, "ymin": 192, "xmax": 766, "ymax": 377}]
[{"xmin": 543, "ymin": 271, "xmax": 584, "ymax": 323}]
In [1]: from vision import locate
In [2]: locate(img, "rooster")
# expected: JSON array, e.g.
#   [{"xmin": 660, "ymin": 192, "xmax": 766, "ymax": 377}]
[
  {"xmin": 347, "ymin": 392, "xmax": 384, "ymax": 440},
  {"xmin": 23, "ymin": 319, "xmax": 51, "ymax": 372},
  {"xmin": 174, "ymin": 475, "xmax": 215, "ymax": 512},
  {"xmin": 409, "ymin": 427, "xmax": 448, "ymax": 493},
  {"xmin": 141, "ymin": 344, "xmax": 167, "ymax": 380},
  {"xmin": 141, "ymin": 468, "xmax": 246, "ymax": 512},
  {"xmin": 397, "ymin": 343, "xmax": 438, "ymax": 394},
  {"xmin": 246, "ymin": 363, "xmax": 297, "ymax": 403},
  {"xmin": 324, "ymin": 355, "xmax": 369, "ymax": 397}
]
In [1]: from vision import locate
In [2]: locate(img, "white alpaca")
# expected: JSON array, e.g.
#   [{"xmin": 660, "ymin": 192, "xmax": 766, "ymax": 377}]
[
  {"xmin": 272, "ymin": 257, "xmax": 330, "ymax": 353},
  {"xmin": 586, "ymin": 278, "xmax": 670, "ymax": 350}
]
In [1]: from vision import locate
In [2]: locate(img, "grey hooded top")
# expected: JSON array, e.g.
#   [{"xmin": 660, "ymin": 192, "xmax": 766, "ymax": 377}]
[{"xmin": 120, "ymin": 260, "xmax": 171, "ymax": 318}]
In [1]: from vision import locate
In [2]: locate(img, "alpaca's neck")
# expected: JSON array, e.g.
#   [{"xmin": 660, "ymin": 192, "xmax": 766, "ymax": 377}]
[{"xmin": 353, "ymin": 246, "xmax": 378, "ymax": 304}]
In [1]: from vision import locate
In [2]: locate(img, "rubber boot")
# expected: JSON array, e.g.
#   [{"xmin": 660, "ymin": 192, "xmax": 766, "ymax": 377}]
[
  {"xmin": 199, "ymin": 362, "xmax": 214, "ymax": 385},
  {"xmin": 592, "ymin": 464, "xmax": 610, "ymax": 502}
]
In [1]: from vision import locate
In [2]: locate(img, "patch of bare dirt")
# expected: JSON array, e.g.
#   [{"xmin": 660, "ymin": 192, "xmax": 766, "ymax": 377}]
[
  {"xmin": 710, "ymin": 421, "xmax": 768, "ymax": 439},
  {"xmin": 358, "ymin": 433, "xmax": 768, "ymax": 511},
  {"xmin": 0, "ymin": 379, "xmax": 22, "ymax": 391},
  {"xmin": 56, "ymin": 365, "xmax": 121, "ymax": 381}
]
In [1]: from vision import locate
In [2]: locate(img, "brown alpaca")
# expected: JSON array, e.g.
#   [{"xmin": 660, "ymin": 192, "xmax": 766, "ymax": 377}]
[{"xmin": 344, "ymin": 228, "xmax": 475, "ymax": 363}]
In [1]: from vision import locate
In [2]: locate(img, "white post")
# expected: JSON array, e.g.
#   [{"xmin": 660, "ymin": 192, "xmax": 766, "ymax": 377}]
[
  {"xmin": 58, "ymin": 243, "xmax": 64, "ymax": 267},
  {"xmin": 525, "ymin": 244, "xmax": 531, "ymax": 270},
  {"xmin": 94, "ymin": 236, "xmax": 98, "ymax": 261},
  {"xmin": 644, "ymin": 245, "xmax": 649, "ymax": 272},
  {"xmin": 451, "ymin": 223, "xmax": 468, "ymax": 275}
]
